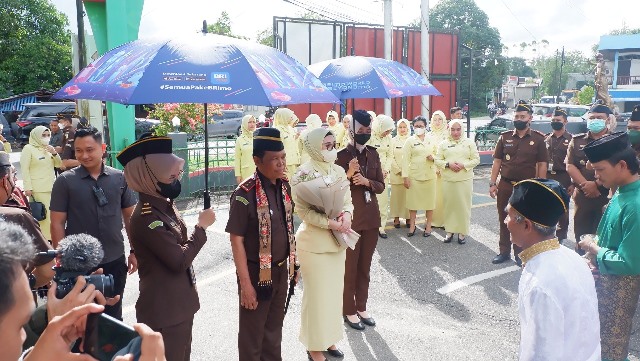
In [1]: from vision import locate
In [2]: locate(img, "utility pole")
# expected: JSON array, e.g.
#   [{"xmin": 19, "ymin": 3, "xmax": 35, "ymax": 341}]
[
  {"xmin": 557, "ymin": 46, "xmax": 565, "ymax": 102},
  {"xmin": 75, "ymin": 0, "xmax": 86, "ymax": 69},
  {"xmin": 420, "ymin": 0, "xmax": 430, "ymax": 117},
  {"xmin": 383, "ymin": 0, "xmax": 392, "ymax": 117}
]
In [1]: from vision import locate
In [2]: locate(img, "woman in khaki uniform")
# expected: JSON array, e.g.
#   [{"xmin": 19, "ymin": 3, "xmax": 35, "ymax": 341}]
[
  {"xmin": 234, "ymin": 115, "xmax": 257, "ymax": 183},
  {"xmin": 368, "ymin": 114, "xmax": 395, "ymax": 238},
  {"xmin": 340, "ymin": 114, "xmax": 352, "ymax": 149},
  {"xmin": 402, "ymin": 116, "xmax": 437, "ymax": 237},
  {"xmin": 326, "ymin": 110, "xmax": 345, "ymax": 148},
  {"xmin": 429, "ymin": 111, "xmax": 448, "ymax": 228},
  {"xmin": 292, "ymin": 128, "xmax": 354, "ymax": 361},
  {"xmin": 20, "ymin": 125, "xmax": 62, "ymax": 240},
  {"xmin": 299, "ymin": 113, "xmax": 323, "ymax": 165},
  {"xmin": 434, "ymin": 120, "xmax": 480, "ymax": 244},
  {"xmin": 273, "ymin": 108, "xmax": 300, "ymax": 179},
  {"xmin": 390, "ymin": 118, "xmax": 411, "ymax": 228}
]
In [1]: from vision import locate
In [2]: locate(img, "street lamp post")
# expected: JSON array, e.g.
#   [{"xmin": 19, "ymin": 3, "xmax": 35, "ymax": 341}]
[{"xmin": 461, "ymin": 44, "xmax": 474, "ymax": 138}]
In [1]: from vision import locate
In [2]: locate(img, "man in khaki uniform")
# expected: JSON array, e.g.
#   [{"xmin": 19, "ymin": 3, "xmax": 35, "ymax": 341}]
[
  {"xmin": 545, "ymin": 107, "xmax": 573, "ymax": 241},
  {"xmin": 489, "ymin": 100, "xmax": 547, "ymax": 266},
  {"xmin": 565, "ymin": 101, "xmax": 611, "ymax": 254}
]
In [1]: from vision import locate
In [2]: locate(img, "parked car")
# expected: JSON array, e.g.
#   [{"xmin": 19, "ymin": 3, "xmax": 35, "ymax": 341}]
[
  {"xmin": 134, "ymin": 118, "xmax": 160, "ymax": 139},
  {"xmin": 0, "ymin": 113, "xmax": 14, "ymax": 143},
  {"xmin": 531, "ymin": 104, "xmax": 589, "ymax": 122},
  {"xmin": 206, "ymin": 110, "xmax": 245, "ymax": 138},
  {"xmin": 539, "ymin": 96, "xmax": 566, "ymax": 104},
  {"xmin": 16, "ymin": 102, "xmax": 76, "ymax": 145}
]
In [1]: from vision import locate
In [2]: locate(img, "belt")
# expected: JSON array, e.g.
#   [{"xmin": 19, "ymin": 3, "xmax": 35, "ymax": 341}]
[
  {"xmin": 500, "ymin": 177, "xmax": 519, "ymax": 186},
  {"xmin": 549, "ymin": 170, "xmax": 566, "ymax": 175}
]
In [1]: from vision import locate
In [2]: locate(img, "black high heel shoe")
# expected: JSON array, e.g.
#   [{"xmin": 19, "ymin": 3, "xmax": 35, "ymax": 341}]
[
  {"xmin": 307, "ymin": 351, "xmax": 328, "ymax": 361},
  {"xmin": 458, "ymin": 235, "xmax": 466, "ymax": 244},
  {"xmin": 326, "ymin": 347, "xmax": 344, "ymax": 358},
  {"xmin": 393, "ymin": 220, "xmax": 401, "ymax": 228},
  {"xmin": 407, "ymin": 227, "xmax": 416, "ymax": 237},
  {"xmin": 444, "ymin": 234, "xmax": 453, "ymax": 243}
]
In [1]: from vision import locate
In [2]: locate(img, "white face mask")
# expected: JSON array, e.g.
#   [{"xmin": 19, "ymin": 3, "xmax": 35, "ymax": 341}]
[
  {"xmin": 42, "ymin": 137, "xmax": 51, "ymax": 144},
  {"xmin": 321, "ymin": 149, "xmax": 338, "ymax": 163},
  {"xmin": 414, "ymin": 127, "xmax": 426, "ymax": 136}
]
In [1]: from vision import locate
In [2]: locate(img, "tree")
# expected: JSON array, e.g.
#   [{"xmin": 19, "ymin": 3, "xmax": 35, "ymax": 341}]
[
  {"xmin": 428, "ymin": 0, "xmax": 505, "ymax": 110},
  {"xmin": 207, "ymin": 11, "xmax": 247, "ymax": 39},
  {"xmin": 575, "ymin": 85, "xmax": 595, "ymax": 105},
  {"xmin": 504, "ymin": 57, "xmax": 536, "ymax": 78},
  {"xmin": 257, "ymin": 28, "xmax": 274, "ymax": 47},
  {"xmin": 531, "ymin": 50, "xmax": 592, "ymax": 96},
  {"xmin": 0, "ymin": 0, "xmax": 72, "ymax": 97}
]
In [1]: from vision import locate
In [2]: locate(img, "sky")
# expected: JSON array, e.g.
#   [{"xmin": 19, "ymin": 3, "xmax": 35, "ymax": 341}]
[{"xmin": 50, "ymin": 0, "xmax": 640, "ymax": 60}]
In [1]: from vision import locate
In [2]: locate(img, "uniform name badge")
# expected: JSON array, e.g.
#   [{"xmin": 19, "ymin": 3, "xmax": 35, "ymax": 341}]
[
  {"xmin": 188, "ymin": 265, "xmax": 197, "ymax": 286},
  {"xmin": 548, "ymin": 161, "xmax": 554, "ymax": 172}
]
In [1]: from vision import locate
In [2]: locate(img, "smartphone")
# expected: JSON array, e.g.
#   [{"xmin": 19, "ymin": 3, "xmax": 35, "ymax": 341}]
[{"xmin": 84, "ymin": 313, "xmax": 141, "ymax": 361}]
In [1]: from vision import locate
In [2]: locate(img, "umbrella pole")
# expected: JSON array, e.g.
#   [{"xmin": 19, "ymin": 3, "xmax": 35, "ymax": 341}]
[{"xmin": 203, "ymin": 103, "xmax": 211, "ymax": 209}]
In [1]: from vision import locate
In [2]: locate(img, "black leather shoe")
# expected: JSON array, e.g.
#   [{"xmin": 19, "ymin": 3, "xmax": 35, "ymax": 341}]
[
  {"xmin": 444, "ymin": 234, "xmax": 453, "ymax": 243},
  {"xmin": 326, "ymin": 348, "xmax": 344, "ymax": 358},
  {"xmin": 407, "ymin": 229, "xmax": 416, "ymax": 237},
  {"xmin": 307, "ymin": 351, "xmax": 328, "ymax": 361},
  {"xmin": 406, "ymin": 222, "xmax": 411, "ymax": 228},
  {"xmin": 343, "ymin": 315, "xmax": 365, "ymax": 330},
  {"xmin": 358, "ymin": 313, "xmax": 376, "ymax": 326},
  {"xmin": 393, "ymin": 221, "xmax": 401, "ymax": 229},
  {"xmin": 379, "ymin": 232, "xmax": 388, "ymax": 239},
  {"xmin": 423, "ymin": 230, "xmax": 431, "ymax": 237},
  {"xmin": 492, "ymin": 253, "xmax": 510, "ymax": 264},
  {"xmin": 515, "ymin": 255, "xmax": 522, "ymax": 267},
  {"xmin": 458, "ymin": 235, "xmax": 466, "ymax": 244}
]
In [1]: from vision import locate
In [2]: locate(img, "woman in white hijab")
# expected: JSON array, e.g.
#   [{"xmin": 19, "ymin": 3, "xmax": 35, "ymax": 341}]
[
  {"xmin": 367, "ymin": 114, "xmax": 395, "ymax": 238},
  {"xmin": 429, "ymin": 110, "xmax": 448, "ymax": 229},
  {"xmin": 326, "ymin": 110, "xmax": 345, "ymax": 148},
  {"xmin": 273, "ymin": 107, "xmax": 301, "ymax": 179},
  {"xmin": 299, "ymin": 114, "xmax": 323, "ymax": 165},
  {"xmin": 389, "ymin": 118, "xmax": 411, "ymax": 228},
  {"xmin": 434, "ymin": 119, "xmax": 480, "ymax": 243},
  {"xmin": 234, "ymin": 115, "xmax": 257, "ymax": 184},
  {"xmin": 292, "ymin": 128, "xmax": 354, "ymax": 361},
  {"xmin": 340, "ymin": 114, "xmax": 352, "ymax": 149}
]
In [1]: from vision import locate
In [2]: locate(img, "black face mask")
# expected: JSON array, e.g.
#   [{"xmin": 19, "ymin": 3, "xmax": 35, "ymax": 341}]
[
  {"xmin": 353, "ymin": 133, "xmax": 371, "ymax": 145},
  {"xmin": 550, "ymin": 121, "xmax": 564, "ymax": 131},
  {"xmin": 157, "ymin": 179, "xmax": 181, "ymax": 200},
  {"xmin": 513, "ymin": 120, "xmax": 528, "ymax": 130}
]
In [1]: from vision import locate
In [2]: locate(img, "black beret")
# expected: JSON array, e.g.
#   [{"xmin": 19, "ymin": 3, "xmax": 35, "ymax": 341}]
[
  {"xmin": 116, "ymin": 135, "xmax": 173, "ymax": 167},
  {"xmin": 515, "ymin": 100, "xmax": 532, "ymax": 113},
  {"xmin": 253, "ymin": 127, "xmax": 284, "ymax": 156},
  {"xmin": 353, "ymin": 110, "xmax": 372, "ymax": 127},
  {"xmin": 583, "ymin": 131, "xmax": 630, "ymax": 163},
  {"xmin": 553, "ymin": 106, "xmax": 567, "ymax": 118},
  {"xmin": 630, "ymin": 104, "xmax": 640, "ymax": 122},
  {"xmin": 589, "ymin": 99, "xmax": 612, "ymax": 115},
  {"xmin": 509, "ymin": 178, "xmax": 570, "ymax": 228},
  {"xmin": 0, "ymin": 151, "xmax": 11, "ymax": 167}
]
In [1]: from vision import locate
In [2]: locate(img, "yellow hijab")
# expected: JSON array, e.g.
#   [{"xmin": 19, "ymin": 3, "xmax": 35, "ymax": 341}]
[
  {"xmin": 430, "ymin": 110, "xmax": 448, "ymax": 134},
  {"xmin": 28, "ymin": 126, "xmax": 49, "ymax": 149},
  {"xmin": 240, "ymin": 115, "xmax": 255, "ymax": 138}
]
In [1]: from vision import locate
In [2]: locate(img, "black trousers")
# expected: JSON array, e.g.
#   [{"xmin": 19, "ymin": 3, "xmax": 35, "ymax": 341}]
[{"xmin": 92, "ymin": 255, "xmax": 128, "ymax": 320}]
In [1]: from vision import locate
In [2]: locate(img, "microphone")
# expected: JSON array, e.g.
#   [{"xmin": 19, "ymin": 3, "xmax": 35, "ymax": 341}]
[{"xmin": 57, "ymin": 234, "xmax": 104, "ymax": 272}]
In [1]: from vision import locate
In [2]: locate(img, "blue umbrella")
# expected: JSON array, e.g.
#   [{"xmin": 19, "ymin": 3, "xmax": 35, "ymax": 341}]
[
  {"xmin": 54, "ymin": 34, "xmax": 340, "ymax": 105},
  {"xmin": 308, "ymin": 56, "xmax": 441, "ymax": 99},
  {"xmin": 54, "ymin": 34, "xmax": 339, "ymax": 209}
]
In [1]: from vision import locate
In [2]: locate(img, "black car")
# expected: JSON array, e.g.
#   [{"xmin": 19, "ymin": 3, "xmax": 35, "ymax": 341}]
[
  {"xmin": 207, "ymin": 110, "xmax": 245, "ymax": 138},
  {"xmin": 16, "ymin": 102, "xmax": 76, "ymax": 145},
  {"xmin": 0, "ymin": 113, "xmax": 14, "ymax": 143}
]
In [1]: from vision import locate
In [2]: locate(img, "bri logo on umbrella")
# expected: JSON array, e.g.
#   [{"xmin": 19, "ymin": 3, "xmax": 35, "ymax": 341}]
[{"xmin": 211, "ymin": 72, "xmax": 230, "ymax": 85}]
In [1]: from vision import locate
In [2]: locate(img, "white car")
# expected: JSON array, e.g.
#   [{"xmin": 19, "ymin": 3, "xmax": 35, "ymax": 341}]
[{"xmin": 531, "ymin": 104, "xmax": 589, "ymax": 122}]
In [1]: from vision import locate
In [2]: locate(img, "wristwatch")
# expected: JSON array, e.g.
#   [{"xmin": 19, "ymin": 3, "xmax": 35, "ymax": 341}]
[{"xmin": 445, "ymin": 162, "xmax": 450, "ymax": 168}]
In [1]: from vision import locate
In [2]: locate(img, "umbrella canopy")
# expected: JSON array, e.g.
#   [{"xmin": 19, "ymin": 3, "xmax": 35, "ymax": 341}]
[
  {"xmin": 53, "ymin": 34, "xmax": 340, "ymax": 105},
  {"xmin": 308, "ymin": 56, "xmax": 441, "ymax": 99}
]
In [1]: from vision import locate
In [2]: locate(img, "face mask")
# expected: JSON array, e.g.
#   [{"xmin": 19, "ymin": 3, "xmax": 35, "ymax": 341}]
[
  {"xmin": 353, "ymin": 133, "xmax": 371, "ymax": 145},
  {"xmin": 42, "ymin": 137, "xmax": 51, "ymax": 144},
  {"xmin": 414, "ymin": 127, "xmax": 426, "ymax": 136},
  {"xmin": 550, "ymin": 122, "xmax": 564, "ymax": 131},
  {"xmin": 157, "ymin": 179, "xmax": 181, "ymax": 200},
  {"xmin": 513, "ymin": 121, "xmax": 528, "ymax": 130},
  {"xmin": 628, "ymin": 130, "xmax": 640, "ymax": 145},
  {"xmin": 321, "ymin": 149, "xmax": 338, "ymax": 163},
  {"xmin": 587, "ymin": 119, "xmax": 606, "ymax": 133}
]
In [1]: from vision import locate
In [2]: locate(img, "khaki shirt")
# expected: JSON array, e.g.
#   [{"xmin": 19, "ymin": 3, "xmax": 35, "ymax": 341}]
[
  {"xmin": 434, "ymin": 137, "xmax": 480, "ymax": 182},
  {"xmin": 234, "ymin": 134, "xmax": 254, "ymax": 180},
  {"xmin": 390, "ymin": 135, "xmax": 409, "ymax": 185},
  {"xmin": 545, "ymin": 131, "xmax": 572, "ymax": 174},
  {"xmin": 493, "ymin": 129, "xmax": 547, "ymax": 182},
  {"xmin": 275, "ymin": 125, "xmax": 300, "ymax": 165},
  {"xmin": 401, "ymin": 135, "xmax": 437, "ymax": 181},
  {"xmin": 367, "ymin": 134, "xmax": 393, "ymax": 173},
  {"xmin": 566, "ymin": 132, "xmax": 609, "ymax": 196}
]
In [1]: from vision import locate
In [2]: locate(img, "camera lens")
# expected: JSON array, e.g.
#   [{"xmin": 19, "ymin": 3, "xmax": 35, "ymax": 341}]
[{"xmin": 85, "ymin": 274, "xmax": 116, "ymax": 298}]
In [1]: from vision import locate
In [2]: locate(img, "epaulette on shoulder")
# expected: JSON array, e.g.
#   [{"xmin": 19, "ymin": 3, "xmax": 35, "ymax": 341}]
[
  {"xmin": 531, "ymin": 129, "xmax": 546, "ymax": 137},
  {"xmin": 573, "ymin": 132, "xmax": 587, "ymax": 138},
  {"xmin": 239, "ymin": 176, "xmax": 256, "ymax": 192},
  {"xmin": 500, "ymin": 130, "xmax": 511, "ymax": 135},
  {"xmin": 140, "ymin": 202, "xmax": 153, "ymax": 216},
  {"xmin": 365, "ymin": 145, "xmax": 378, "ymax": 150}
]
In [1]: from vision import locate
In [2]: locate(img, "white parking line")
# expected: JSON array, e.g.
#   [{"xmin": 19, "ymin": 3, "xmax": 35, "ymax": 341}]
[
  {"xmin": 436, "ymin": 265, "xmax": 520, "ymax": 295},
  {"xmin": 400, "ymin": 236, "xmax": 423, "ymax": 254}
]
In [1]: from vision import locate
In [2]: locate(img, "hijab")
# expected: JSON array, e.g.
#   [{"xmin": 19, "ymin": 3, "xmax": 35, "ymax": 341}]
[
  {"xmin": 373, "ymin": 115, "xmax": 395, "ymax": 139},
  {"xmin": 28, "ymin": 126, "xmax": 49, "ymax": 149},
  {"xmin": 430, "ymin": 110, "xmax": 448, "ymax": 134},
  {"xmin": 326, "ymin": 110, "xmax": 339, "ymax": 126},
  {"xmin": 305, "ymin": 114, "xmax": 323, "ymax": 130},
  {"xmin": 124, "ymin": 153, "xmax": 185, "ymax": 199},
  {"xmin": 448, "ymin": 119, "xmax": 467, "ymax": 142},
  {"xmin": 240, "ymin": 115, "xmax": 255, "ymax": 138},
  {"xmin": 395, "ymin": 118, "xmax": 411, "ymax": 140},
  {"xmin": 273, "ymin": 108, "xmax": 295, "ymax": 129},
  {"xmin": 302, "ymin": 128, "xmax": 334, "ymax": 174}
]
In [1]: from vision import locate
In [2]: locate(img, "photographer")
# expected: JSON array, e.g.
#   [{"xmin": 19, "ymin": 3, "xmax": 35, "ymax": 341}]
[
  {"xmin": 0, "ymin": 152, "xmax": 54, "ymax": 287},
  {"xmin": 0, "ymin": 220, "xmax": 165, "ymax": 361}
]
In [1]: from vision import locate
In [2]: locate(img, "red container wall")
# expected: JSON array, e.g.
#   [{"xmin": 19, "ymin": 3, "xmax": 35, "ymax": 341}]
[{"xmin": 289, "ymin": 27, "xmax": 458, "ymax": 123}]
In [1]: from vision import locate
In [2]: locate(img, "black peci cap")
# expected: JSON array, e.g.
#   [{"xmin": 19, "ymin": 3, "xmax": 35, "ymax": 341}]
[
  {"xmin": 630, "ymin": 104, "xmax": 640, "ymax": 122},
  {"xmin": 116, "ymin": 135, "xmax": 173, "ymax": 167},
  {"xmin": 515, "ymin": 100, "xmax": 532, "ymax": 113},
  {"xmin": 589, "ymin": 99, "xmax": 612, "ymax": 115},
  {"xmin": 509, "ymin": 178, "xmax": 570, "ymax": 228},
  {"xmin": 253, "ymin": 127, "xmax": 284, "ymax": 156},
  {"xmin": 353, "ymin": 110, "xmax": 372, "ymax": 127},
  {"xmin": 583, "ymin": 131, "xmax": 630, "ymax": 163},
  {"xmin": 553, "ymin": 106, "xmax": 567, "ymax": 118}
]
